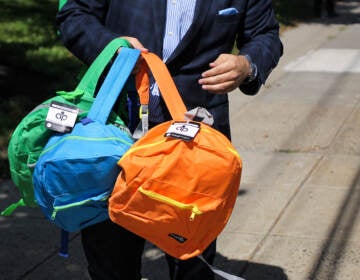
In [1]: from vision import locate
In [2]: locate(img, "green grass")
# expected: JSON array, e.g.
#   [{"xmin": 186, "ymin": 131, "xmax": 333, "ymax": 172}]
[
  {"xmin": 0, "ymin": 0, "xmax": 82, "ymax": 81},
  {"xmin": 273, "ymin": 0, "xmax": 314, "ymax": 26}
]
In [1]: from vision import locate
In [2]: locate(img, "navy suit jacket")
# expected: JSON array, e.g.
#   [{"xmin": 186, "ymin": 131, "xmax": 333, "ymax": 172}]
[{"xmin": 57, "ymin": 0, "xmax": 283, "ymax": 137}]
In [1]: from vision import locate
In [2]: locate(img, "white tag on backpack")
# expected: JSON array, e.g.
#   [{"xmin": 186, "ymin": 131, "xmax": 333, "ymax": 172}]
[
  {"xmin": 165, "ymin": 121, "xmax": 200, "ymax": 141},
  {"xmin": 45, "ymin": 101, "xmax": 79, "ymax": 133}
]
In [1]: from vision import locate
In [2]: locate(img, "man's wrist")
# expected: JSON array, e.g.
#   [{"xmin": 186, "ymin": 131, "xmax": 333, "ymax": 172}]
[{"xmin": 242, "ymin": 54, "xmax": 258, "ymax": 84}]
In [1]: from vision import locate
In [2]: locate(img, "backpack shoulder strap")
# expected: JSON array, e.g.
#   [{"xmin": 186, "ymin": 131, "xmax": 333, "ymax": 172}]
[
  {"xmin": 136, "ymin": 52, "xmax": 187, "ymax": 120},
  {"xmin": 75, "ymin": 38, "xmax": 131, "ymax": 97},
  {"xmin": 86, "ymin": 48, "xmax": 140, "ymax": 124}
]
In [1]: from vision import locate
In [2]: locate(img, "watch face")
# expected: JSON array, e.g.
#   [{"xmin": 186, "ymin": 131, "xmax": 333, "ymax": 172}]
[
  {"xmin": 249, "ymin": 61, "xmax": 258, "ymax": 82},
  {"xmin": 242, "ymin": 54, "xmax": 257, "ymax": 84}
]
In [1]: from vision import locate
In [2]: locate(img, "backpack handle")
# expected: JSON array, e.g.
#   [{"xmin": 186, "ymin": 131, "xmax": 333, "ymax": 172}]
[
  {"xmin": 135, "ymin": 52, "xmax": 187, "ymax": 120},
  {"xmin": 86, "ymin": 48, "xmax": 141, "ymax": 124},
  {"xmin": 75, "ymin": 38, "xmax": 131, "ymax": 97}
]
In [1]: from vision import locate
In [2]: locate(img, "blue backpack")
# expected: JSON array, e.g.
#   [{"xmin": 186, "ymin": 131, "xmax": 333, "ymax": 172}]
[{"xmin": 32, "ymin": 48, "xmax": 141, "ymax": 232}]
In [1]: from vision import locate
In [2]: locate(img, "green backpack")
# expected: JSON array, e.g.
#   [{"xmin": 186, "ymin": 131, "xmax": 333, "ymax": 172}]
[{"xmin": 2, "ymin": 38, "xmax": 131, "ymax": 216}]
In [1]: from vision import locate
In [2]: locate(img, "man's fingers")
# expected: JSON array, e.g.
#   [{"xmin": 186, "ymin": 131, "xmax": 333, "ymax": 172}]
[
  {"xmin": 201, "ymin": 60, "xmax": 230, "ymax": 78},
  {"xmin": 199, "ymin": 70, "xmax": 240, "ymax": 86},
  {"xmin": 201, "ymin": 80, "xmax": 238, "ymax": 94}
]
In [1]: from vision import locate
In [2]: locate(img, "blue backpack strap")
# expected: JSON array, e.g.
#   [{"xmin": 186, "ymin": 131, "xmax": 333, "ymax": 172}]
[
  {"xmin": 58, "ymin": 229, "xmax": 70, "ymax": 257},
  {"xmin": 86, "ymin": 48, "xmax": 141, "ymax": 124}
]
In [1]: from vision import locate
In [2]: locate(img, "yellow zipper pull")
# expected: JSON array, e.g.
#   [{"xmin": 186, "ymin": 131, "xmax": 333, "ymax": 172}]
[
  {"xmin": 51, "ymin": 209, "xmax": 58, "ymax": 220},
  {"xmin": 190, "ymin": 205, "xmax": 202, "ymax": 221}
]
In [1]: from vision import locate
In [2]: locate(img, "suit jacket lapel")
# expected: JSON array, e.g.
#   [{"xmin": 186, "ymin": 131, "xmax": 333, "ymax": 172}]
[{"xmin": 166, "ymin": 0, "xmax": 212, "ymax": 64}]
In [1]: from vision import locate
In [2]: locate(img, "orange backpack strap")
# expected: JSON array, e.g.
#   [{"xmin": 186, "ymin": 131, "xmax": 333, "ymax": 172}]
[
  {"xmin": 134, "ymin": 63, "xmax": 150, "ymax": 137},
  {"xmin": 135, "ymin": 62, "xmax": 149, "ymax": 107},
  {"xmin": 135, "ymin": 52, "xmax": 187, "ymax": 120}
]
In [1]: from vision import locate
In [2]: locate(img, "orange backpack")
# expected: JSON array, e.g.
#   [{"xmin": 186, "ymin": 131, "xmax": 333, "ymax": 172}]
[{"xmin": 108, "ymin": 52, "xmax": 242, "ymax": 260}]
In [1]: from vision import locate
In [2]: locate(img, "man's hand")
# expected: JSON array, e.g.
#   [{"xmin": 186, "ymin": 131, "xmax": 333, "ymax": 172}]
[
  {"xmin": 120, "ymin": 36, "xmax": 149, "ymax": 52},
  {"xmin": 119, "ymin": 36, "xmax": 149, "ymax": 73},
  {"xmin": 198, "ymin": 54, "xmax": 251, "ymax": 94}
]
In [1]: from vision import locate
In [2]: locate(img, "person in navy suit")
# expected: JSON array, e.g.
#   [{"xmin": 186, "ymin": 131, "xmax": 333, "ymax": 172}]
[{"xmin": 57, "ymin": 1, "xmax": 283, "ymax": 279}]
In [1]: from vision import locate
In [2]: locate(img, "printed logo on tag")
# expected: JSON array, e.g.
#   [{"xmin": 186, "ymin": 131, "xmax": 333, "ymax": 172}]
[
  {"xmin": 45, "ymin": 101, "xmax": 79, "ymax": 133},
  {"xmin": 165, "ymin": 121, "xmax": 200, "ymax": 141}
]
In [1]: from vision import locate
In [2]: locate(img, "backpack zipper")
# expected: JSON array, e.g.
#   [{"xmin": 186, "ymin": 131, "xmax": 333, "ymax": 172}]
[
  {"xmin": 51, "ymin": 194, "xmax": 110, "ymax": 220},
  {"xmin": 138, "ymin": 186, "xmax": 202, "ymax": 221}
]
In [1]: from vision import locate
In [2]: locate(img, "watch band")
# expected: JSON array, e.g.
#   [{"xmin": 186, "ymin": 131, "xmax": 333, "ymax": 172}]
[{"xmin": 243, "ymin": 54, "xmax": 258, "ymax": 84}]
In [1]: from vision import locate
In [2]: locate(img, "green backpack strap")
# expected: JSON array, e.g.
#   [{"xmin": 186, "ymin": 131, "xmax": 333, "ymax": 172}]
[
  {"xmin": 58, "ymin": 0, "xmax": 67, "ymax": 11},
  {"xmin": 58, "ymin": 37, "xmax": 131, "ymax": 100},
  {"xmin": 1, "ymin": 199, "xmax": 25, "ymax": 216},
  {"xmin": 76, "ymin": 38, "xmax": 131, "ymax": 96}
]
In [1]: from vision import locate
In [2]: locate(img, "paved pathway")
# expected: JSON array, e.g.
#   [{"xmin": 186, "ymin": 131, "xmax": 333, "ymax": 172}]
[{"xmin": 0, "ymin": 1, "xmax": 359, "ymax": 279}]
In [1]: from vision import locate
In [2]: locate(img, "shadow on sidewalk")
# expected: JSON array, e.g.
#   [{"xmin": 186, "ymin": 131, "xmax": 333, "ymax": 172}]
[
  {"xmin": 142, "ymin": 243, "xmax": 288, "ymax": 280},
  {"xmin": 307, "ymin": 168, "xmax": 360, "ymax": 280},
  {"xmin": 214, "ymin": 254, "xmax": 288, "ymax": 280}
]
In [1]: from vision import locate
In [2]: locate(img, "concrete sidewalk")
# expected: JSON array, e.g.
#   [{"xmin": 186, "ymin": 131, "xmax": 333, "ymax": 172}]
[{"xmin": 1, "ymin": 1, "xmax": 359, "ymax": 279}]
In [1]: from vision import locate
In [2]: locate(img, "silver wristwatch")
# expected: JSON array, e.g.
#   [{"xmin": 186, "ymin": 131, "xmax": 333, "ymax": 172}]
[{"xmin": 243, "ymin": 54, "xmax": 258, "ymax": 84}]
